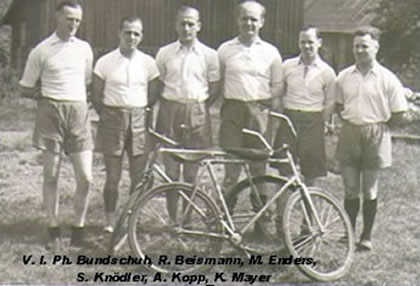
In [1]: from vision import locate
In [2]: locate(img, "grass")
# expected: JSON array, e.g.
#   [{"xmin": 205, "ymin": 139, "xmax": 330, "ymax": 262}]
[{"xmin": 0, "ymin": 101, "xmax": 420, "ymax": 285}]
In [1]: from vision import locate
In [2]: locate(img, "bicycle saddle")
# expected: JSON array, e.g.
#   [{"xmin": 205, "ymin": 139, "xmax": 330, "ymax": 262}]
[
  {"xmin": 168, "ymin": 151, "xmax": 214, "ymax": 163},
  {"xmin": 224, "ymin": 147, "xmax": 272, "ymax": 161}
]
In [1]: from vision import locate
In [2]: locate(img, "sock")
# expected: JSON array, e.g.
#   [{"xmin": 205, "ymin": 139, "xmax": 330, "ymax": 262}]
[
  {"xmin": 344, "ymin": 198, "xmax": 360, "ymax": 232},
  {"xmin": 361, "ymin": 198, "xmax": 378, "ymax": 241}
]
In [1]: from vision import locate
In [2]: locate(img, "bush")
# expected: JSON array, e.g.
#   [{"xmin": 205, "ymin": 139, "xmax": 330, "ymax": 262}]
[{"xmin": 0, "ymin": 66, "xmax": 20, "ymax": 103}]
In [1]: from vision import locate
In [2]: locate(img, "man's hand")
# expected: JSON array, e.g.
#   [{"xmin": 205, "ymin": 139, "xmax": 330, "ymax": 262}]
[
  {"xmin": 20, "ymin": 86, "xmax": 41, "ymax": 100},
  {"xmin": 387, "ymin": 111, "xmax": 407, "ymax": 128}
]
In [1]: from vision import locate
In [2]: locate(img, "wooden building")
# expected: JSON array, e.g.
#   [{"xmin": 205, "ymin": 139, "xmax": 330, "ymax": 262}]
[
  {"xmin": 304, "ymin": 0, "xmax": 380, "ymax": 72},
  {"xmin": 1, "ymin": 0, "xmax": 304, "ymax": 70}
]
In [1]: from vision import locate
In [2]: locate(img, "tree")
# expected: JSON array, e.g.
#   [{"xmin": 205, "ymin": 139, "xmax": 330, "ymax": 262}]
[{"xmin": 374, "ymin": 0, "xmax": 420, "ymax": 89}]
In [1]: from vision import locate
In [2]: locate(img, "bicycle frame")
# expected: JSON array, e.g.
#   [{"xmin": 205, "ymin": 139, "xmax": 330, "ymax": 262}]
[{"xmin": 157, "ymin": 111, "xmax": 327, "ymax": 255}]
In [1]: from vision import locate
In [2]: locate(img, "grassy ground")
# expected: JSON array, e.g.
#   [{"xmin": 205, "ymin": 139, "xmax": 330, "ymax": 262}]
[{"xmin": 0, "ymin": 101, "xmax": 419, "ymax": 285}]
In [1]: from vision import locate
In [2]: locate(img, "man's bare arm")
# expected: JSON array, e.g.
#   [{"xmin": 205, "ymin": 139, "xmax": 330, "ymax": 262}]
[
  {"xmin": 147, "ymin": 78, "xmax": 162, "ymax": 108},
  {"xmin": 91, "ymin": 74, "xmax": 105, "ymax": 115},
  {"xmin": 205, "ymin": 80, "xmax": 222, "ymax": 108}
]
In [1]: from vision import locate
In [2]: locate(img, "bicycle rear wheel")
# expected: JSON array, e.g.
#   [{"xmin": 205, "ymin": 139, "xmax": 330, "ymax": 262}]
[
  {"xmin": 128, "ymin": 183, "xmax": 223, "ymax": 273},
  {"xmin": 283, "ymin": 188, "xmax": 354, "ymax": 282},
  {"xmin": 225, "ymin": 175, "xmax": 291, "ymax": 254}
]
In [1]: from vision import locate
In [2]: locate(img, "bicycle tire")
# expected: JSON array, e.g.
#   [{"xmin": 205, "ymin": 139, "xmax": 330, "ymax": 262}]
[
  {"xmin": 108, "ymin": 175, "xmax": 155, "ymax": 254},
  {"xmin": 128, "ymin": 183, "xmax": 223, "ymax": 273},
  {"xmin": 282, "ymin": 188, "xmax": 355, "ymax": 282},
  {"xmin": 225, "ymin": 175, "xmax": 292, "ymax": 254}
]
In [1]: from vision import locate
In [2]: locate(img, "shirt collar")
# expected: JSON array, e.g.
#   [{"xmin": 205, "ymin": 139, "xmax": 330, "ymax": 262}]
[
  {"xmin": 117, "ymin": 48, "xmax": 139, "ymax": 60},
  {"xmin": 175, "ymin": 39, "xmax": 201, "ymax": 53},
  {"xmin": 352, "ymin": 61, "xmax": 380, "ymax": 76},
  {"xmin": 234, "ymin": 36, "xmax": 263, "ymax": 47},
  {"xmin": 49, "ymin": 32, "xmax": 76, "ymax": 45},
  {"xmin": 297, "ymin": 55, "xmax": 322, "ymax": 68}
]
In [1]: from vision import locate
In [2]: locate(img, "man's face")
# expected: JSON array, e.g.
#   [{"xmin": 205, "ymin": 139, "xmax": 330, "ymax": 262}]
[
  {"xmin": 299, "ymin": 29, "xmax": 322, "ymax": 59},
  {"xmin": 119, "ymin": 21, "xmax": 143, "ymax": 52},
  {"xmin": 237, "ymin": 4, "xmax": 264, "ymax": 40},
  {"xmin": 175, "ymin": 10, "xmax": 201, "ymax": 45},
  {"xmin": 353, "ymin": 34, "xmax": 379, "ymax": 65},
  {"xmin": 56, "ymin": 5, "xmax": 83, "ymax": 38}
]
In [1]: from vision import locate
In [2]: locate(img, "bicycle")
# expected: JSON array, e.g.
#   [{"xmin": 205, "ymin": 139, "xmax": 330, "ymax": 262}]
[{"xmin": 126, "ymin": 111, "xmax": 355, "ymax": 282}]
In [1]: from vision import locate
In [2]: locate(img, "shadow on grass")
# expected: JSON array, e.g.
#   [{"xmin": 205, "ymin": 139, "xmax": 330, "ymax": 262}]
[{"xmin": 0, "ymin": 219, "xmax": 111, "ymax": 254}]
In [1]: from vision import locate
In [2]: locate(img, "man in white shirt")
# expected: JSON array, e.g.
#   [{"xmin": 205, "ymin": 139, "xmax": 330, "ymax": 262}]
[
  {"xmin": 275, "ymin": 26, "xmax": 336, "ymax": 186},
  {"xmin": 218, "ymin": 1, "xmax": 282, "ymax": 218},
  {"xmin": 92, "ymin": 16, "xmax": 160, "ymax": 233},
  {"xmin": 19, "ymin": 1, "xmax": 93, "ymax": 251},
  {"xmin": 155, "ymin": 6, "xmax": 220, "ymax": 184},
  {"xmin": 335, "ymin": 26, "xmax": 408, "ymax": 251}
]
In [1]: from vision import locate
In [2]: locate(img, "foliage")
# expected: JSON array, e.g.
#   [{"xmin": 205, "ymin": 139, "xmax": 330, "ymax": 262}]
[
  {"xmin": 0, "ymin": 66, "xmax": 19, "ymax": 103},
  {"xmin": 374, "ymin": 0, "xmax": 420, "ymax": 90}
]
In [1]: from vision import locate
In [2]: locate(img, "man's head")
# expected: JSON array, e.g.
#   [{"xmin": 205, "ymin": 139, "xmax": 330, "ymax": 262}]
[
  {"xmin": 175, "ymin": 6, "xmax": 201, "ymax": 46},
  {"xmin": 236, "ymin": 1, "xmax": 265, "ymax": 42},
  {"xmin": 353, "ymin": 26, "xmax": 381, "ymax": 66},
  {"xmin": 299, "ymin": 25, "xmax": 322, "ymax": 60},
  {"xmin": 55, "ymin": 1, "xmax": 83, "ymax": 39},
  {"xmin": 119, "ymin": 16, "xmax": 143, "ymax": 54}
]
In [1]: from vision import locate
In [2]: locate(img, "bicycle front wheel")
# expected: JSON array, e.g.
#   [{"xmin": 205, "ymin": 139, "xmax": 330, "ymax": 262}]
[
  {"xmin": 128, "ymin": 183, "xmax": 223, "ymax": 273},
  {"xmin": 283, "ymin": 188, "xmax": 354, "ymax": 282},
  {"xmin": 108, "ymin": 177, "xmax": 152, "ymax": 255},
  {"xmin": 226, "ymin": 175, "xmax": 291, "ymax": 254}
]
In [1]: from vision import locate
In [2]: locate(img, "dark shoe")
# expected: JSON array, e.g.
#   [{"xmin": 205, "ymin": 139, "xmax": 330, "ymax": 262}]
[
  {"xmin": 45, "ymin": 226, "xmax": 61, "ymax": 252},
  {"xmin": 70, "ymin": 226, "xmax": 85, "ymax": 247}
]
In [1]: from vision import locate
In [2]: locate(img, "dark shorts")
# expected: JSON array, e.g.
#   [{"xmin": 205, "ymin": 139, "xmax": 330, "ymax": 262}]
[
  {"xmin": 33, "ymin": 98, "xmax": 93, "ymax": 154},
  {"xmin": 336, "ymin": 121, "xmax": 392, "ymax": 169},
  {"xmin": 156, "ymin": 98, "xmax": 212, "ymax": 148},
  {"xmin": 219, "ymin": 98, "xmax": 272, "ymax": 149},
  {"xmin": 273, "ymin": 109, "xmax": 326, "ymax": 178},
  {"xmin": 95, "ymin": 106, "xmax": 148, "ymax": 156}
]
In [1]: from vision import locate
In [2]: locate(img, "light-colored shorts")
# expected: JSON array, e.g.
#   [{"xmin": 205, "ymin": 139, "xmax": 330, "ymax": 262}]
[
  {"xmin": 95, "ymin": 105, "xmax": 148, "ymax": 157},
  {"xmin": 336, "ymin": 121, "xmax": 392, "ymax": 169},
  {"xmin": 33, "ymin": 98, "xmax": 93, "ymax": 154},
  {"xmin": 273, "ymin": 109, "xmax": 326, "ymax": 178}
]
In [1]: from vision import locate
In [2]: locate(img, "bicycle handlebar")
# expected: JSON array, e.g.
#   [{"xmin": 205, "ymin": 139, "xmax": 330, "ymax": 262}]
[
  {"xmin": 148, "ymin": 128, "xmax": 179, "ymax": 147},
  {"xmin": 269, "ymin": 111, "xmax": 298, "ymax": 138},
  {"xmin": 241, "ymin": 111, "xmax": 297, "ymax": 154},
  {"xmin": 241, "ymin": 129, "xmax": 273, "ymax": 152}
]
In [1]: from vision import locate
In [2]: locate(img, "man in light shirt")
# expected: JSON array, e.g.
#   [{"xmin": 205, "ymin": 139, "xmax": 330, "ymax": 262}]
[
  {"xmin": 218, "ymin": 1, "xmax": 282, "ymax": 237},
  {"xmin": 335, "ymin": 26, "xmax": 408, "ymax": 251},
  {"xmin": 92, "ymin": 16, "xmax": 160, "ymax": 233},
  {"xmin": 19, "ymin": 1, "xmax": 93, "ymax": 251},
  {"xmin": 275, "ymin": 26, "xmax": 336, "ymax": 186},
  {"xmin": 155, "ymin": 6, "xmax": 220, "ymax": 183}
]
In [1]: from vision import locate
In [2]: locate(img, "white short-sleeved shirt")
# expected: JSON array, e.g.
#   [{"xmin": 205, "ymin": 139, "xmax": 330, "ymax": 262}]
[
  {"xmin": 218, "ymin": 37, "xmax": 283, "ymax": 101},
  {"xmin": 282, "ymin": 56, "xmax": 336, "ymax": 112},
  {"xmin": 94, "ymin": 49, "xmax": 159, "ymax": 108},
  {"xmin": 20, "ymin": 33, "xmax": 93, "ymax": 101},
  {"xmin": 336, "ymin": 62, "xmax": 408, "ymax": 125},
  {"xmin": 156, "ymin": 40, "xmax": 220, "ymax": 103}
]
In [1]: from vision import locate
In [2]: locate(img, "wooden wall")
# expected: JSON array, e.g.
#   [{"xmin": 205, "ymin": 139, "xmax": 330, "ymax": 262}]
[{"xmin": 6, "ymin": 0, "xmax": 304, "ymax": 67}]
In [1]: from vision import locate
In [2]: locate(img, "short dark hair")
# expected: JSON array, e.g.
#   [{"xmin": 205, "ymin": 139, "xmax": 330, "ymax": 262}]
[
  {"xmin": 354, "ymin": 26, "xmax": 381, "ymax": 41},
  {"xmin": 176, "ymin": 6, "xmax": 200, "ymax": 21},
  {"xmin": 120, "ymin": 16, "xmax": 143, "ymax": 30},
  {"xmin": 56, "ymin": 0, "xmax": 81, "ymax": 12},
  {"xmin": 301, "ymin": 25, "xmax": 321, "ymax": 39},
  {"xmin": 237, "ymin": 1, "xmax": 266, "ymax": 19}
]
